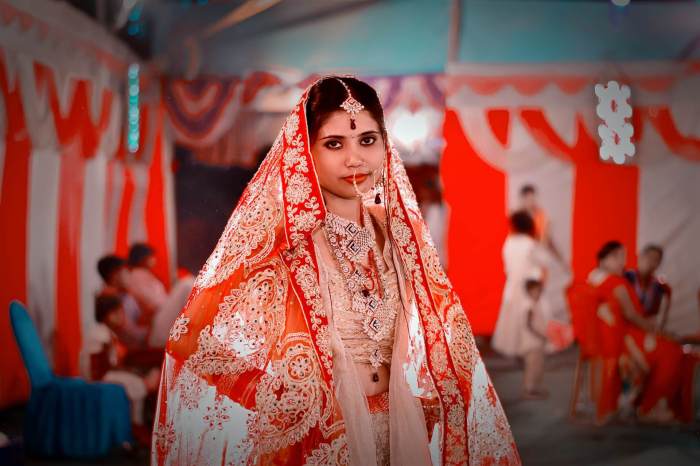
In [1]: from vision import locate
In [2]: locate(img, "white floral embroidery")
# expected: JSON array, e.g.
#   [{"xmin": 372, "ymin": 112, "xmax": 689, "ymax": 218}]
[
  {"xmin": 305, "ymin": 435, "xmax": 349, "ymax": 466},
  {"xmin": 446, "ymin": 305, "xmax": 477, "ymax": 378},
  {"xmin": 421, "ymin": 223, "xmax": 449, "ymax": 286},
  {"xmin": 154, "ymin": 419, "xmax": 175, "ymax": 454},
  {"xmin": 386, "ymin": 164, "xmax": 470, "ymax": 464},
  {"xmin": 169, "ymin": 315, "xmax": 190, "ymax": 342},
  {"xmin": 278, "ymin": 103, "xmax": 332, "ymax": 375},
  {"xmin": 186, "ymin": 261, "xmax": 287, "ymax": 377},
  {"xmin": 292, "ymin": 209, "xmax": 318, "ymax": 233},
  {"xmin": 286, "ymin": 173, "xmax": 312, "ymax": 205},
  {"xmin": 284, "ymin": 146, "xmax": 302, "ymax": 167},
  {"xmin": 430, "ymin": 341, "xmax": 449, "ymax": 376},
  {"xmin": 284, "ymin": 112, "xmax": 300, "ymax": 143},
  {"xmin": 248, "ymin": 333, "xmax": 332, "ymax": 455},
  {"xmin": 176, "ymin": 368, "xmax": 203, "ymax": 410}
]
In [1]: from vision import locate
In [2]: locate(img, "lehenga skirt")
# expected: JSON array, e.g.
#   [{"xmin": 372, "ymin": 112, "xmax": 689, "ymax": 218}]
[{"xmin": 367, "ymin": 391, "xmax": 390, "ymax": 466}]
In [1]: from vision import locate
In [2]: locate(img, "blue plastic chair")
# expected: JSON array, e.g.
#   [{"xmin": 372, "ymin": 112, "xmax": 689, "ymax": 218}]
[{"xmin": 9, "ymin": 300, "xmax": 133, "ymax": 458}]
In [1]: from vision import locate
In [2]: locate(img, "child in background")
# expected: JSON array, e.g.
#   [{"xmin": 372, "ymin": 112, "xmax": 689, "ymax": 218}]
[
  {"xmin": 97, "ymin": 255, "xmax": 148, "ymax": 349},
  {"xmin": 521, "ymin": 279, "xmax": 549, "ymax": 400},
  {"xmin": 127, "ymin": 243, "xmax": 168, "ymax": 321},
  {"xmin": 83, "ymin": 294, "xmax": 160, "ymax": 445}
]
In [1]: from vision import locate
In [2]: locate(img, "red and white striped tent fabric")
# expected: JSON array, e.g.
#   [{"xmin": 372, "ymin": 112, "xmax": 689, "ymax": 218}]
[
  {"xmin": 163, "ymin": 73, "xmax": 445, "ymax": 166},
  {"xmin": 442, "ymin": 62, "xmax": 700, "ymax": 336},
  {"xmin": 0, "ymin": 1, "xmax": 176, "ymax": 408}
]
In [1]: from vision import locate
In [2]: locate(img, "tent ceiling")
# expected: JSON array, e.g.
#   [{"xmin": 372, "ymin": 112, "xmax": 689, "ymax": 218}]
[{"xmin": 137, "ymin": 0, "xmax": 700, "ymax": 77}]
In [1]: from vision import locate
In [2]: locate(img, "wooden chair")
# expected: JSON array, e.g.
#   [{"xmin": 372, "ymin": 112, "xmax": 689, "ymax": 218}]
[{"xmin": 567, "ymin": 282, "xmax": 614, "ymax": 422}]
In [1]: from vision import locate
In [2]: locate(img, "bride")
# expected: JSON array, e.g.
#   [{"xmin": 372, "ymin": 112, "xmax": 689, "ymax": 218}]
[{"xmin": 151, "ymin": 76, "xmax": 520, "ymax": 466}]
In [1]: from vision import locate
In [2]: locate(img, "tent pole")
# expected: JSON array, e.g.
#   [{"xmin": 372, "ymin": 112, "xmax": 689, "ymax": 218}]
[{"xmin": 448, "ymin": 0, "xmax": 462, "ymax": 65}]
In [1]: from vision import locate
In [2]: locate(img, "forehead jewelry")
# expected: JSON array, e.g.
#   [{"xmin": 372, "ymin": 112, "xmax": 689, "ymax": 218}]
[{"xmin": 337, "ymin": 78, "xmax": 364, "ymax": 130}]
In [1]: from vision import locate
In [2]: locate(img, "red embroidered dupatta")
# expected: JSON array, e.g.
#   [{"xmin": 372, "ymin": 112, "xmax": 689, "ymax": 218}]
[{"xmin": 151, "ymin": 81, "xmax": 520, "ymax": 466}]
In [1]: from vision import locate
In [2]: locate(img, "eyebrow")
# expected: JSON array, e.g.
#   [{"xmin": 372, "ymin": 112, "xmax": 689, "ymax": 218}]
[{"xmin": 319, "ymin": 130, "xmax": 380, "ymax": 140}]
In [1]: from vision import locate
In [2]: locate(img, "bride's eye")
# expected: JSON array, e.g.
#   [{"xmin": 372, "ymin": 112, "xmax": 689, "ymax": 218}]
[
  {"xmin": 360, "ymin": 136, "xmax": 376, "ymax": 146},
  {"xmin": 324, "ymin": 140, "xmax": 342, "ymax": 150}
]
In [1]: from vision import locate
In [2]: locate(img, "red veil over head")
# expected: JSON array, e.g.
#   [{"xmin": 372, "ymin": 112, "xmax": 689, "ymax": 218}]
[{"xmin": 152, "ymin": 78, "xmax": 520, "ymax": 466}]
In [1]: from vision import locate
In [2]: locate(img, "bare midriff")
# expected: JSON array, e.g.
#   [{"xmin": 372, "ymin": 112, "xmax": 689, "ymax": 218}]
[{"xmin": 357, "ymin": 363, "xmax": 391, "ymax": 395}]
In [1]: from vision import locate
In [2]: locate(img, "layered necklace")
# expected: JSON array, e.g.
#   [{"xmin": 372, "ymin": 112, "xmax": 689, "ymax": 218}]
[{"xmin": 323, "ymin": 208, "xmax": 396, "ymax": 375}]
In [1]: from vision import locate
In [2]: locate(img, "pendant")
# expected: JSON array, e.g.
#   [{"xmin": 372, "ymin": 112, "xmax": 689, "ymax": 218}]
[{"xmin": 374, "ymin": 192, "xmax": 381, "ymax": 204}]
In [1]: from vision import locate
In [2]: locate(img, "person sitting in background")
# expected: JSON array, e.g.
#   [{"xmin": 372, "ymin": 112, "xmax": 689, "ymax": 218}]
[
  {"xmin": 127, "ymin": 243, "xmax": 196, "ymax": 349},
  {"xmin": 127, "ymin": 243, "xmax": 167, "ymax": 322},
  {"xmin": 624, "ymin": 244, "xmax": 672, "ymax": 331},
  {"xmin": 83, "ymin": 294, "xmax": 160, "ymax": 444},
  {"xmin": 148, "ymin": 273, "xmax": 195, "ymax": 348},
  {"xmin": 97, "ymin": 255, "xmax": 147, "ymax": 349},
  {"xmin": 588, "ymin": 241, "xmax": 685, "ymax": 423}
]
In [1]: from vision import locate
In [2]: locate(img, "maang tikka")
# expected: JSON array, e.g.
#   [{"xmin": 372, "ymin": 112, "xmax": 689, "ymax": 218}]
[
  {"xmin": 336, "ymin": 78, "xmax": 384, "ymax": 204},
  {"xmin": 337, "ymin": 78, "xmax": 364, "ymax": 130}
]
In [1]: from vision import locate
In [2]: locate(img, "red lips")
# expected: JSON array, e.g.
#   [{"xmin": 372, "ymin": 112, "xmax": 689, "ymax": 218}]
[{"xmin": 342, "ymin": 173, "xmax": 368, "ymax": 184}]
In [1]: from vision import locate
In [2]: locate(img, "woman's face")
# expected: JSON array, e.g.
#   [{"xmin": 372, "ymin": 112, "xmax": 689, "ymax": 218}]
[
  {"xmin": 310, "ymin": 110, "xmax": 384, "ymax": 201},
  {"xmin": 604, "ymin": 247, "xmax": 627, "ymax": 275}
]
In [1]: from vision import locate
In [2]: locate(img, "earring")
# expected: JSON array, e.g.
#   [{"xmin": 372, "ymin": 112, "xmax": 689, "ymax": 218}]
[{"xmin": 373, "ymin": 169, "xmax": 385, "ymax": 204}]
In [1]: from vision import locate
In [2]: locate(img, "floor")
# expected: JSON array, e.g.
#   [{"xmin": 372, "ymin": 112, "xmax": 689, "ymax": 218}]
[
  {"xmin": 1, "ymin": 346, "xmax": 699, "ymax": 465},
  {"xmin": 486, "ymin": 347, "xmax": 700, "ymax": 466}
]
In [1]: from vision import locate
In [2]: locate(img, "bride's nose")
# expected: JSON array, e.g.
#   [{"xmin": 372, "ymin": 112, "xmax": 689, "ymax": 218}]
[{"xmin": 345, "ymin": 152, "xmax": 363, "ymax": 168}]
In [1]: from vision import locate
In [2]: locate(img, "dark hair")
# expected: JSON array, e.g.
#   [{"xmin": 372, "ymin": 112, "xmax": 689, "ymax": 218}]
[
  {"xmin": 97, "ymin": 255, "xmax": 126, "ymax": 282},
  {"xmin": 305, "ymin": 76, "xmax": 386, "ymax": 144},
  {"xmin": 95, "ymin": 293, "xmax": 122, "ymax": 323},
  {"xmin": 128, "ymin": 243, "xmax": 155, "ymax": 267},
  {"xmin": 642, "ymin": 244, "xmax": 664, "ymax": 261},
  {"xmin": 597, "ymin": 240, "xmax": 624, "ymax": 262},
  {"xmin": 510, "ymin": 210, "xmax": 535, "ymax": 236},
  {"xmin": 520, "ymin": 184, "xmax": 536, "ymax": 196},
  {"xmin": 524, "ymin": 278, "xmax": 543, "ymax": 292},
  {"xmin": 254, "ymin": 144, "xmax": 272, "ymax": 169}
]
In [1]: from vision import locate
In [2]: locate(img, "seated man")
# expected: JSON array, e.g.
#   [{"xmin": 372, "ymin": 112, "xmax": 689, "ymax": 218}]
[
  {"xmin": 127, "ymin": 242, "xmax": 195, "ymax": 349},
  {"xmin": 97, "ymin": 255, "xmax": 147, "ymax": 349},
  {"xmin": 624, "ymin": 244, "xmax": 672, "ymax": 330}
]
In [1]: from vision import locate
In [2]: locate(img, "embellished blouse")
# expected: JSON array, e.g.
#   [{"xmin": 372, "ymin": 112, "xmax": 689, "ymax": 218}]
[
  {"xmin": 320, "ymin": 213, "xmax": 401, "ymax": 368},
  {"xmin": 328, "ymin": 235, "xmax": 400, "ymax": 367}
]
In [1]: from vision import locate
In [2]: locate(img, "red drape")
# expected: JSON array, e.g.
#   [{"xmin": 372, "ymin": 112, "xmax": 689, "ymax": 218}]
[
  {"xmin": 53, "ymin": 148, "xmax": 85, "ymax": 376},
  {"xmin": 441, "ymin": 109, "xmax": 508, "ymax": 335},
  {"xmin": 115, "ymin": 165, "xmax": 135, "ymax": 257},
  {"xmin": 0, "ymin": 52, "xmax": 31, "ymax": 405},
  {"xmin": 145, "ymin": 108, "xmax": 172, "ymax": 288}
]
